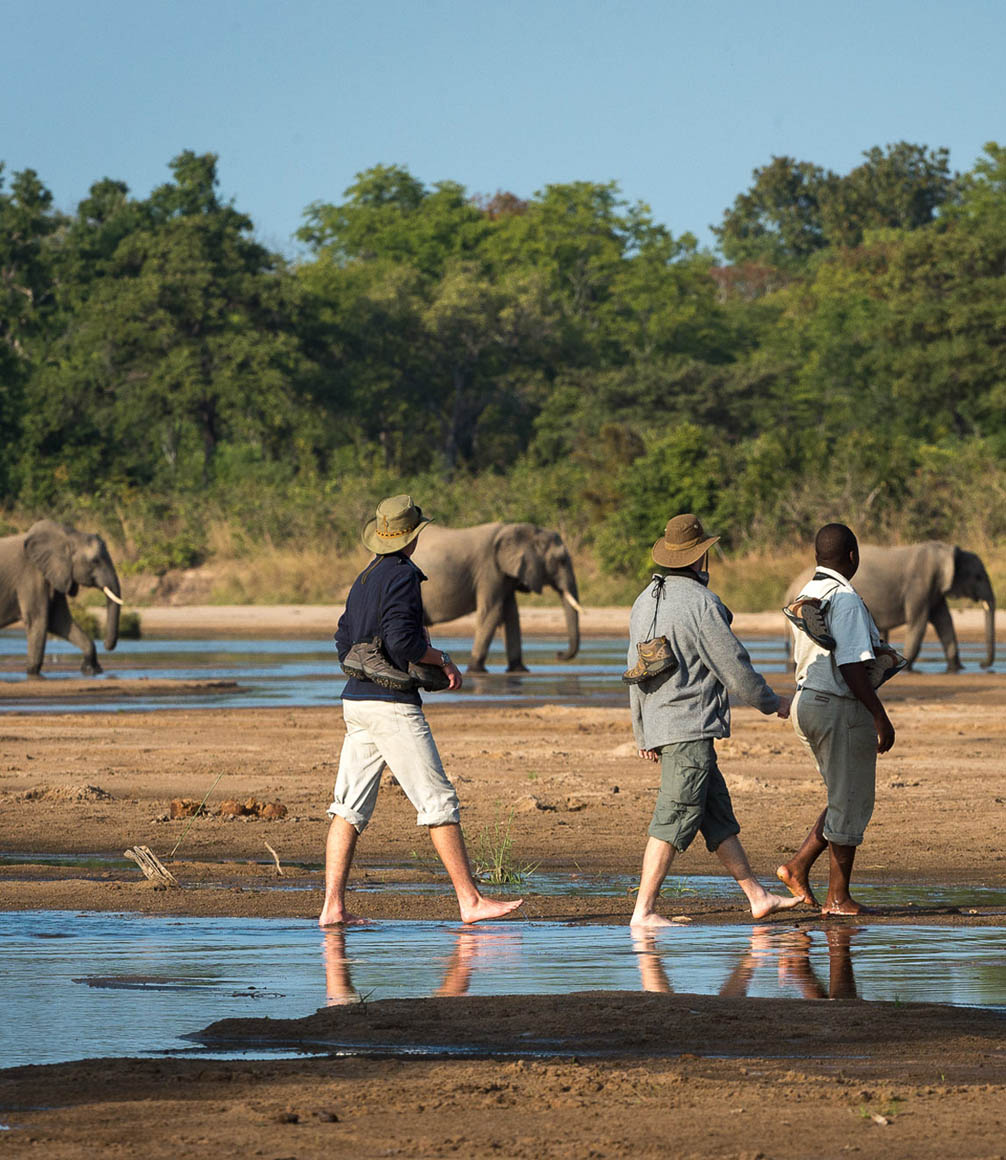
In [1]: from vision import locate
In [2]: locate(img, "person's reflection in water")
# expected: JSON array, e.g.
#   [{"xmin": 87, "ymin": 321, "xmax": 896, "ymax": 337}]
[
  {"xmin": 323, "ymin": 926, "xmax": 521, "ymax": 1004},
  {"xmin": 632, "ymin": 925, "xmax": 861, "ymax": 1000},
  {"xmin": 631, "ymin": 932, "xmax": 674, "ymax": 993},
  {"xmin": 323, "ymin": 929, "xmax": 361, "ymax": 1006}
]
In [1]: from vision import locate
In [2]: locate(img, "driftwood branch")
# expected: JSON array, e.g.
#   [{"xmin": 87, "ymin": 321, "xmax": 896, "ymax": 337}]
[
  {"xmin": 124, "ymin": 845, "xmax": 179, "ymax": 886},
  {"xmin": 264, "ymin": 840, "xmax": 284, "ymax": 877}
]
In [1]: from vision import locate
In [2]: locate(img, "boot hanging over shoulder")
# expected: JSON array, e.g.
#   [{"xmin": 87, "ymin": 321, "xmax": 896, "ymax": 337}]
[
  {"xmin": 623, "ymin": 574, "xmax": 679, "ymax": 685},
  {"xmin": 622, "ymin": 635, "xmax": 678, "ymax": 684},
  {"xmin": 783, "ymin": 596, "xmax": 837, "ymax": 651}
]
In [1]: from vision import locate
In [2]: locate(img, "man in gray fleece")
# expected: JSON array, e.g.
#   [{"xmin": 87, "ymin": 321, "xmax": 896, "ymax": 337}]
[{"xmin": 628, "ymin": 513, "xmax": 800, "ymax": 927}]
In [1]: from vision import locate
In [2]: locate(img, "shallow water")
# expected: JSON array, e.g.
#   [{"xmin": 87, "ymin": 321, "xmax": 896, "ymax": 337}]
[
  {"xmin": 1, "ymin": 631, "xmax": 999, "ymax": 713},
  {"xmin": 1, "ymin": 911, "xmax": 1005, "ymax": 1068}
]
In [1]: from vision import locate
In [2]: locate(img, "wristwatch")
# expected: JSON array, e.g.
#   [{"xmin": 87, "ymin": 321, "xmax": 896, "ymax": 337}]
[{"xmin": 440, "ymin": 650, "xmax": 453, "ymax": 667}]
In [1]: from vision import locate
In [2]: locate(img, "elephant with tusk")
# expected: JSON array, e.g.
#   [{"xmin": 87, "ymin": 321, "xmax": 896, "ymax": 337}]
[
  {"xmin": 412, "ymin": 522, "xmax": 582, "ymax": 672},
  {"xmin": 786, "ymin": 541, "xmax": 996, "ymax": 672},
  {"xmin": 0, "ymin": 519, "xmax": 124, "ymax": 677}
]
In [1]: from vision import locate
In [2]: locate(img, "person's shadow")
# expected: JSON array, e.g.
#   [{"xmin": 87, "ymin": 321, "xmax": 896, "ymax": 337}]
[{"xmin": 631, "ymin": 925, "xmax": 860, "ymax": 1000}]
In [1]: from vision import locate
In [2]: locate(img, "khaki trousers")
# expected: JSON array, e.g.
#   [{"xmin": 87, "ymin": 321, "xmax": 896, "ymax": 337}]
[{"xmin": 793, "ymin": 688, "xmax": 877, "ymax": 846}]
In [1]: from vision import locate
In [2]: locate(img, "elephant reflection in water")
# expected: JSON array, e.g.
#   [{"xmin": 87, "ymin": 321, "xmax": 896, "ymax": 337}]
[
  {"xmin": 632, "ymin": 926, "xmax": 859, "ymax": 1000},
  {"xmin": 323, "ymin": 927, "xmax": 519, "ymax": 1005}
]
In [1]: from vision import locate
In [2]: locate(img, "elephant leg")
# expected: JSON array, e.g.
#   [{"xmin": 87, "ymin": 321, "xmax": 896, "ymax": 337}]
[
  {"xmin": 48, "ymin": 595, "xmax": 102, "ymax": 676},
  {"xmin": 929, "ymin": 598, "xmax": 962, "ymax": 672},
  {"xmin": 468, "ymin": 605, "xmax": 504, "ymax": 672},
  {"xmin": 901, "ymin": 615, "xmax": 929, "ymax": 670},
  {"xmin": 24, "ymin": 613, "xmax": 48, "ymax": 678},
  {"xmin": 502, "ymin": 593, "xmax": 528, "ymax": 673}
]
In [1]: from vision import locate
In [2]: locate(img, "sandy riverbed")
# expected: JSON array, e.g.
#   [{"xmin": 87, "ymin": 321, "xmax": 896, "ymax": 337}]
[{"xmin": 2, "ymin": 626, "xmax": 1005, "ymax": 1158}]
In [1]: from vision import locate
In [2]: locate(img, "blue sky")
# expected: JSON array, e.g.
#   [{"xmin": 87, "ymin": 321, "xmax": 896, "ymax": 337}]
[{"xmin": 3, "ymin": 0, "xmax": 1003, "ymax": 255}]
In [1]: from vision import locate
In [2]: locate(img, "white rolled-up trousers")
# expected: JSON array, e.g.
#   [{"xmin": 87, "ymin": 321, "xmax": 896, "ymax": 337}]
[{"xmin": 327, "ymin": 699, "xmax": 461, "ymax": 832}]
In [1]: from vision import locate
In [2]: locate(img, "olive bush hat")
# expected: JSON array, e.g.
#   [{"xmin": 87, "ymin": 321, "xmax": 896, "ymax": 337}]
[
  {"xmin": 652, "ymin": 513, "xmax": 720, "ymax": 568},
  {"xmin": 361, "ymin": 494, "xmax": 433, "ymax": 555}
]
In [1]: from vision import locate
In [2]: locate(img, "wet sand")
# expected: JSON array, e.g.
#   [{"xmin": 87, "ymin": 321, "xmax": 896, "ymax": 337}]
[{"xmin": 2, "ymin": 625, "xmax": 1006, "ymax": 1157}]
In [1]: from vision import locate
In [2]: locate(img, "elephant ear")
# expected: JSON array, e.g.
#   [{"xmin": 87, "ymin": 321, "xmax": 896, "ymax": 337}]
[
  {"xmin": 495, "ymin": 524, "xmax": 546, "ymax": 594},
  {"xmin": 24, "ymin": 520, "xmax": 74, "ymax": 593},
  {"xmin": 938, "ymin": 544, "xmax": 959, "ymax": 595}
]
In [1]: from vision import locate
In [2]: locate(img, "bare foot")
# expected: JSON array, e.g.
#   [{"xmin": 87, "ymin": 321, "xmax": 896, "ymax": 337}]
[
  {"xmin": 821, "ymin": 900, "xmax": 875, "ymax": 916},
  {"xmin": 629, "ymin": 911, "xmax": 679, "ymax": 929},
  {"xmin": 318, "ymin": 908, "xmax": 371, "ymax": 927},
  {"xmin": 459, "ymin": 895, "xmax": 524, "ymax": 924},
  {"xmin": 776, "ymin": 864, "xmax": 820, "ymax": 908},
  {"xmin": 749, "ymin": 890, "xmax": 802, "ymax": 919}
]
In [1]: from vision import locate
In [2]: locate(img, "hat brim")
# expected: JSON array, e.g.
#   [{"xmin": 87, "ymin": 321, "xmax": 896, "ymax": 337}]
[
  {"xmin": 652, "ymin": 534, "xmax": 719, "ymax": 569},
  {"xmin": 362, "ymin": 514, "xmax": 433, "ymax": 555}
]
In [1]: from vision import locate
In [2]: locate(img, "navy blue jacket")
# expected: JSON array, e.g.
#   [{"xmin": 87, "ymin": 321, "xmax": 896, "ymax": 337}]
[{"xmin": 334, "ymin": 553, "xmax": 429, "ymax": 704}]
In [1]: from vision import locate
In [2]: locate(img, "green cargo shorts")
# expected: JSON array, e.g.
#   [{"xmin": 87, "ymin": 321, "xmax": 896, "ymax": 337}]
[{"xmin": 649, "ymin": 738, "xmax": 740, "ymax": 853}]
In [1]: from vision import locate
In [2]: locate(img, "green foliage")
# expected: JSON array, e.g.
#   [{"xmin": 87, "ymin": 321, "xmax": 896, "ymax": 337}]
[
  {"xmin": 595, "ymin": 425, "xmax": 725, "ymax": 578},
  {"xmin": 2, "ymin": 143, "xmax": 1006, "ymax": 591}
]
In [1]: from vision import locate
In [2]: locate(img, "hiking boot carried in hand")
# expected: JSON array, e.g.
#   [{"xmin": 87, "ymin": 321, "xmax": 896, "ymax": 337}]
[
  {"xmin": 622, "ymin": 636, "xmax": 678, "ymax": 685},
  {"xmin": 408, "ymin": 661, "xmax": 450, "ymax": 692},
  {"xmin": 341, "ymin": 637, "xmax": 414, "ymax": 692},
  {"xmin": 783, "ymin": 597, "xmax": 837, "ymax": 651}
]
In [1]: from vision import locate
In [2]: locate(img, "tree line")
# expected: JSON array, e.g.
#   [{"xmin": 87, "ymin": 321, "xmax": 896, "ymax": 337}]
[{"xmin": 1, "ymin": 142, "xmax": 1004, "ymax": 580}]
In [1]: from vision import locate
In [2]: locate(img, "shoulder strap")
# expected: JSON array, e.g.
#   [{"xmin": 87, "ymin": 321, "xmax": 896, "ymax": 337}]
[{"xmin": 647, "ymin": 574, "xmax": 665, "ymax": 639}]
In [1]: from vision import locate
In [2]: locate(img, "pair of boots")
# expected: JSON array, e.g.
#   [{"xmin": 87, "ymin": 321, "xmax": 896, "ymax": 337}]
[{"xmin": 341, "ymin": 637, "xmax": 450, "ymax": 692}]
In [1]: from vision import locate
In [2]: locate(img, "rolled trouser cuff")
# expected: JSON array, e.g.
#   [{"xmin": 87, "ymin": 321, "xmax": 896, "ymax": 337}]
[{"xmin": 326, "ymin": 801, "xmax": 371, "ymax": 833}]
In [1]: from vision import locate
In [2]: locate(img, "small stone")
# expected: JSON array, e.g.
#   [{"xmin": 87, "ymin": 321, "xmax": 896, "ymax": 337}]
[
  {"xmin": 274, "ymin": 1111, "xmax": 299, "ymax": 1123},
  {"xmin": 315, "ymin": 1110, "xmax": 340, "ymax": 1123},
  {"xmin": 565, "ymin": 797, "xmax": 587, "ymax": 812},
  {"xmin": 671, "ymin": 915, "xmax": 692, "ymax": 924}
]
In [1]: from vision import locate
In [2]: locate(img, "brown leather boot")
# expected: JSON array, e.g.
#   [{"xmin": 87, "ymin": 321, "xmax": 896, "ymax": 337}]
[{"xmin": 622, "ymin": 636, "xmax": 678, "ymax": 685}]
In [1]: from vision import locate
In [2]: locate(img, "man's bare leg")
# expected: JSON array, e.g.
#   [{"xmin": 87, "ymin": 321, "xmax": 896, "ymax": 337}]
[
  {"xmin": 630, "ymin": 836, "xmax": 678, "ymax": 928},
  {"xmin": 776, "ymin": 809, "xmax": 826, "ymax": 907},
  {"xmin": 715, "ymin": 835, "xmax": 802, "ymax": 919},
  {"xmin": 319, "ymin": 815, "xmax": 370, "ymax": 927},
  {"xmin": 428, "ymin": 822, "xmax": 523, "ymax": 923},
  {"xmin": 821, "ymin": 841, "xmax": 874, "ymax": 915}
]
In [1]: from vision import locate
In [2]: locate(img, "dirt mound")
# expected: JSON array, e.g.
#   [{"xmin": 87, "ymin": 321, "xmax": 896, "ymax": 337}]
[{"xmin": 17, "ymin": 783, "xmax": 114, "ymax": 803}]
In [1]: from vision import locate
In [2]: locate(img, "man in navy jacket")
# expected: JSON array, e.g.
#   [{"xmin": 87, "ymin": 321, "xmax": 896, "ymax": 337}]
[{"xmin": 320, "ymin": 494, "xmax": 523, "ymax": 926}]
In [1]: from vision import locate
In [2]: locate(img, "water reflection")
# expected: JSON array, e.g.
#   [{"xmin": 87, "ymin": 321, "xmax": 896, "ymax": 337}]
[
  {"xmin": 633, "ymin": 924, "xmax": 859, "ymax": 1000},
  {"xmin": 325, "ymin": 926, "xmax": 523, "ymax": 1004},
  {"xmin": 3, "ymin": 629, "xmax": 1000, "ymax": 714}
]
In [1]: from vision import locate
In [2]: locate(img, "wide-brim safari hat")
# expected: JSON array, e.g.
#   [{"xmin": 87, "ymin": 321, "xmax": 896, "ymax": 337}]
[
  {"xmin": 362, "ymin": 494, "xmax": 433, "ymax": 555},
  {"xmin": 652, "ymin": 513, "xmax": 720, "ymax": 568}
]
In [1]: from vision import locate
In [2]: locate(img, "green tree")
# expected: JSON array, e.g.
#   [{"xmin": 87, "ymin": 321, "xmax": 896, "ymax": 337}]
[{"xmin": 19, "ymin": 152, "xmax": 310, "ymax": 500}]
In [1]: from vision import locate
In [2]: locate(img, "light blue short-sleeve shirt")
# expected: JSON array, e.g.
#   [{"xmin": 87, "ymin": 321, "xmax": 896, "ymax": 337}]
[{"xmin": 791, "ymin": 566, "xmax": 881, "ymax": 697}]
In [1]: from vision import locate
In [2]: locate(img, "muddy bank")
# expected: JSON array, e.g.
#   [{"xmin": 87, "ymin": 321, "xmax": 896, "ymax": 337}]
[
  {"xmin": 3, "ymin": 995, "xmax": 1005, "ymax": 1159},
  {"xmin": 2, "ymin": 672, "xmax": 1006, "ymax": 911}
]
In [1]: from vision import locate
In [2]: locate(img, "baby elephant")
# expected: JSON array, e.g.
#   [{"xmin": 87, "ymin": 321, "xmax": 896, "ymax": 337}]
[{"xmin": 0, "ymin": 519, "xmax": 124, "ymax": 677}]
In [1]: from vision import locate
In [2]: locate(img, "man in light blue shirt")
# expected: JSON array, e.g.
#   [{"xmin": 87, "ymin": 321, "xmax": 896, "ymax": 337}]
[{"xmin": 778, "ymin": 523, "xmax": 896, "ymax": 915}]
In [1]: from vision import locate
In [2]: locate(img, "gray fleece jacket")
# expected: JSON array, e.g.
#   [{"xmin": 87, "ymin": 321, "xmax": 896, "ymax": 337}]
[{"xmin": 628, "ymin": 572, "xmax": 780, "ymax": 749}]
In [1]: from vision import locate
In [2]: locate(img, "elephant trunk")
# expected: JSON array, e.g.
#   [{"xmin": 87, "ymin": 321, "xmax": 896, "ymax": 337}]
[
  {"xmin": 103, "ymin": 577, "xmax": 122, "ymax": 652},
  {"xmin": 982, "ymin": 597, "xmax": 996, "ymax": 670},
  {"xmin": 555, "ymin": 587, "xmax": 581, "ymax": 662}
]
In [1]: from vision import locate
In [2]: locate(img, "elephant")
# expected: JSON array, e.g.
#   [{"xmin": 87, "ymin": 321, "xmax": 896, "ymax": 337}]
[
  {"xmin": 0, "ymin": 519, "xmax": 124, "ymax": 677},
  {"xmin": 786, "ymin": 541, "xmax": 996, "ymax": 672},
  {"xmin": 411, "ymin": 522, "xmax": 582, "ymax": 672}
]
